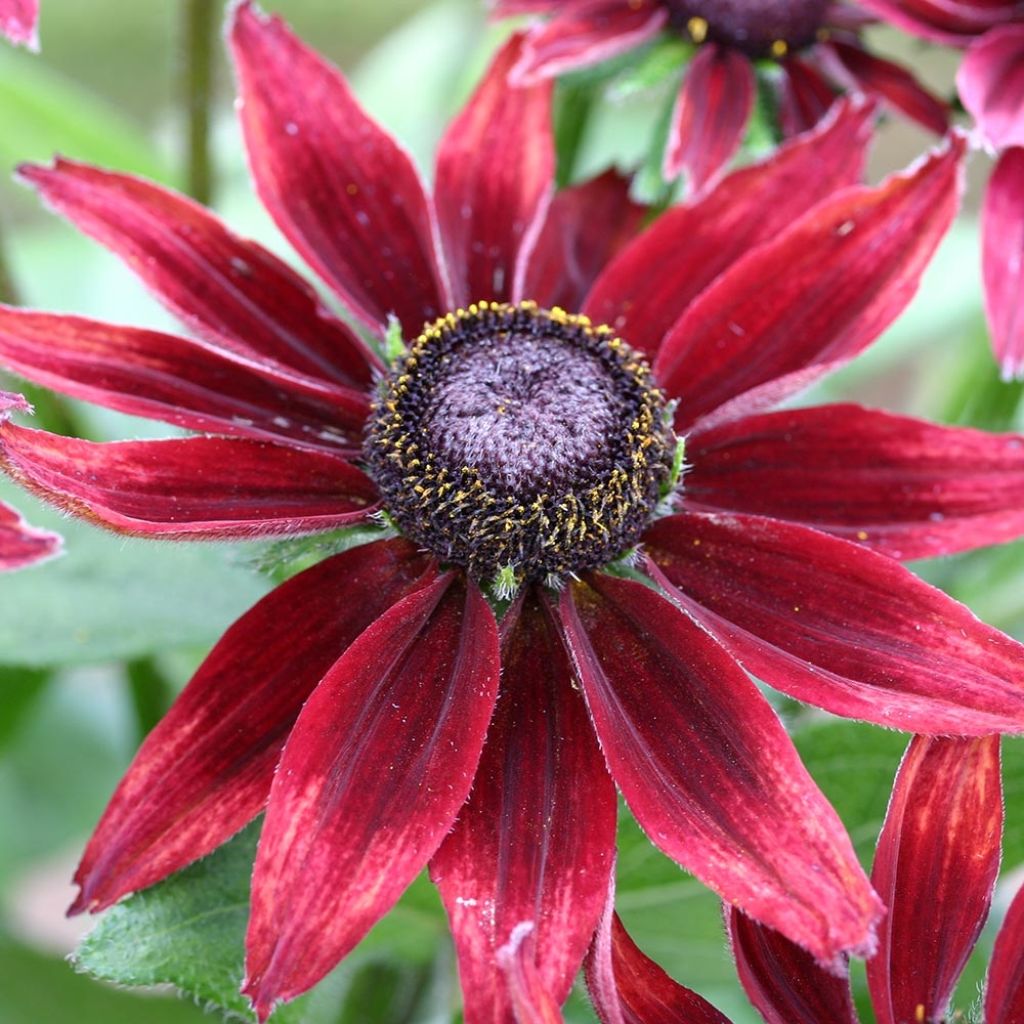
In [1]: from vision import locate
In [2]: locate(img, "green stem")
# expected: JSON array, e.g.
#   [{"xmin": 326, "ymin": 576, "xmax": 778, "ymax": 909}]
[
  {"xmin": 126, "ymin": 658, "xmax": 175, "ymax": 740},
  {"xmin": 553, "ymin": 80, "xmax": 594, "ymax": 189},
  {"xmin": 182, "ymin": 0, "xmax": 217, "ymax": 205}
]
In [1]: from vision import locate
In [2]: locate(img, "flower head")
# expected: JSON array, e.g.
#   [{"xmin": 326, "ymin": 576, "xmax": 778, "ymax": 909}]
[{"xmin": 3, "ymin": 4, "xmax": 1024, "ymax": 1020}]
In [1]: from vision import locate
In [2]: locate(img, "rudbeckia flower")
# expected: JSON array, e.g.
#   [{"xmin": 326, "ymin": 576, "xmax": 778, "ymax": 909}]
[
  {"xmin": 0, "ymin": 0, "xmax": 38, "ymax": 49},
  {"xmin": 494, "ymin": 0, "xmax": 948, "ymax": 191},
  {"xmin": 2, "ymin": 4, "xmax": 1024, "ymax": 1020},
  {"xmin": 588, "ymin": 735, "xmax": 1022, "ymax": 1024}
]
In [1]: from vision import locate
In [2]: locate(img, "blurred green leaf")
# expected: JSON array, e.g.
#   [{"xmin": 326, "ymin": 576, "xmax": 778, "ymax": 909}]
[{"xmin": 0, "ymin": 666, "xmax": 49, "ymax": 748}]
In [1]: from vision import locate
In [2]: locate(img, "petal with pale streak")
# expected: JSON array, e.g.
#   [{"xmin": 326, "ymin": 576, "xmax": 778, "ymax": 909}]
[
  {"xmin": 0, "ymin": 499, "xmax": 60, "ymax": 571},
  {"xmin": 497, "ymin": 922, "xmax": 566, "ymax": 1024},
  {"xmin": 0, "ymin": 0, "xmax": 37, "ymax": 48},
  {"xmin": 0, "ymin": 425, "xmax": 377, "ymax": 538},
  {"xmin": 645, "ymin": 512, "xmax": 1024, "ymax": 734},
  {"xmin": 430, "ymin": 590, "xmax": 616, "ymax": 1023},
  {"xmin": 243, "ymin": 575, "xmax": 500, "ymax": 1020},
  {"xmin": 556, "ymin": 573, "xmax": 881, "ymax": 965},
  {"xmin": 987, "ymin": 881, "xmax": 1024, "ymax": 1024},
  {"xmin": 71, "ymin": 539, "xmax": 435, "ymax": 914},
  {"xmin": 959, "ymin": 25, "xmax": 1024, "ymax": 149},
  {"xmin": 868, "ymin": 736, "xmax": 1002, "ymax": 1024}
]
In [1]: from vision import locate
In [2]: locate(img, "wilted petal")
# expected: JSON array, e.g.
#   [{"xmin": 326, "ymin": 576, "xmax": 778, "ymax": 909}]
[
  {"xmin": 0, "ymin": 499, "xmax": 60, "ymax": 571},
  {"xmin": 728, "ymin": 909, "xmax": 857, "ymax": 1024},
  {"xmin": 776, "ymin": 58, "xmax": 836, "ymax": 137},
  {"xmin": 656, "ymin": 136, "xmax": 964, "ymax": 432},
  {"xmin": 664, "ymin": 44, "xmax": 755, "ymax": 194},
  {"xmin": 685, "ymin": 403, "xmax": 1024, "ymax": 559},
  {"xmin": 523, "ymin": 170, "xmax": 645, "ymax": 311},
  {"xmin": 0, "ymin": 306, "xmax": 369, "ymax": 455},
  {"xmin": 587, "ymin": 884, "xmax": 733, "ymax": 1024},
  {"xmin": 986, "ymin": 881, "xmax": 1024, "ymax": 1024},
  {"xmin": 244, "ymin": 575, "xmax": 501, "ymax": 1020},
  {"xmin": 868, "ymin": 736, "xmax": 1002, "ymax": 1024},
  {"xmin": 584, "ymin": 97, "xmax": 873, "ymax": 359},
  {"xmin": 0, "ymin": 425, "xmax": 377, "ymax": 538},
  {"xmin": 645, "ymin": 512, "xmax": 1024, "ymax": 734},
  {"xmin": 71, "ymin": 539, "xmax": 434, "ymax": 913},
  {"xmin": 556, "ymin": 573, "xmax": 881, "ymax": 965},
  {"xmin": 511, "ymin": 0, "xmax": 667, "ymax": 83},
  {"xmin": 982, "ymin": 148, "xmax": 1024, "ymax": 380},
  {"xmin": 18, "ymin": 159, "xmax": 376, "ymax": 387},
  {"xmin": 497, "ymin": 922, "xmax": 566, "ymax": 1024},
  {"xmin": 0, "ymin": 0, "xmax": 37, "ymax": 48},
  {"xmin": 827, "ymin": 41, "xmax": 949, "ymax": 135},
  {"xmin": 431, "ymin": 591, "xmax": 616, "ymax": 1024},
  {"xmin": 229, "ymin": 1, "xmax": 446, "ymax": 339},
  {"xmin": 958, "ymin": 25, "xmax": 1024, "ymax": 149},
  {"xmin": 435, "ymin": 34, "xmax": 554, "ymax": 307}
]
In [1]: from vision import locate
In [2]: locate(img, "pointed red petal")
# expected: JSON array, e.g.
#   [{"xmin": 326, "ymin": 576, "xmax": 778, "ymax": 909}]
[
  {"xmin": 0, "ymin": 306, "xmax": 369, "ymax": 455},
  {"xmin": 512, "ymin": 1, "xmax": 667, "ymax": 83},
  {"xmin": 71, "ymin": 539, "xmax": 434, "ymax": 914},
  {"xmin": 435, "ymin": 34, "xmax": 554, "ymax": 307},
  {"xmin": 828, "ymin": 41, "xmax": 949, "ymax": 135},
  {"xmin": 655, "ymin": 135, "xmax": 964, "ymax": 432},
  {"xmin": 645, "ymin": 512, "xmax": 1024, "ymax": 735},
  {"xmin": 868, "ymin": 736, "xmax": 1002, "ymax": 1024},
  {"xmin": 854, "ymin": 0, "xmax": 1017, "ymax": 44},
  {"xmin": 727, "ymin": 909, "xmax": 857, "ymax": 1024},
  {"xmin": 556, "ymin": 573, "xmax": 882, "ymax": 965},
  {"xmin": 18, "ymin": 159, "xmax": 376, "ymax": 387},
  {"xmin": 958, "ymin": 25, "xmax": 1024, "ymax": 149},
  {"xmin": 0, "ymin": 425, "xmax": 377, "ymax": 538},
  {"xmin": 587, "ymin": 884, "xmax": 733, "ymax": 1024},
  {"xmin": 497, "ymin": 922, "xmax": 566, "ymax": 1024},
  {"xmin": 229, "ymin": 1, "xmax": 446, "ymax": 339},
  {"xmin": 243, "ymin": 574, "xmax": 501, "ymax": 1019},
  {"xmin": 430, "ymin": 590, "xmax": 616, "ymax": 1023},
  {"xmin": 776, "ymin": 59, "xmax": 837, "ymax": 138},
  {"xmin": 584, "ymin": 98, "xmax": 873, "ymax": 359},
  {"xmin": 0, "ymin": 499, "xmax": 60, "ymax": 571},
  {"xmin": 686, "ymin": 403, "xmax": 1024, "ymax": 559},
  {"xmin": 987, "ymin": 882, "xmax": 1024, "ymax": 1024},
  {"xmin": 0, "ymin": 0, "xmax": 37, "ymax": 48},
  {"xmin": 982, "ymin": 148, "xmax": 1024, "ymax": 381},
  {"xmin": 664, "ymin": 45, "xmax": 755, "ymax": 194},
  {"xmin": 523, "ymin": 170, "xmax": 646, "ymax": 311}
]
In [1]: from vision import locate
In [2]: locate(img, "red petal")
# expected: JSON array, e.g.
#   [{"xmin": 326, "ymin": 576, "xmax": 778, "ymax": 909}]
[
  {"xmin": 587, "ymin": 885, "xmax": 733, "ymax": 1024},
  {"xmin": 868, "ymin": 736, "xmax": 1002, "ymax": 1024},
  {"xmin": 435, "ymin": 34, "xmax": 554, "ymax": 307},
  {"xmin": 0, "ymin": 306, "xmax": 369, "ymax": 455},
  {"xmin": 958, "ymin": 25, "xmax": 1024, "ymax": 149},
  {"xmin": 776, "ymin": 59, "xmax": 837, "ymax": 138},
  {"xmin": 229, "ymin": 1, "xmax": 446, "ymax": 340},
  {"xmin": 0, "ymin": 499, "xmax": 60, "ymax": 571},
  {"xmin": 856, "ymin": 0, "xmax": 1024, "ymax": 45},
  {"xmin": 18, "ymin": 159, "xmax": 376, "ymax": 387},
  {"xmin": 511, "ymin": 0, "xmax": 668, "ymax": 83},
  {"xmin": 685, "ymin": 403, "xmax": 1024, "ymax": 559},
  {"xmin": 70, "ymin": 539, "xmax": 434, "ymax": 914},
  {"xmin": 987, "ymin": 881, "xmax": 1024, "ymax": 1024},
  {"xmin": 0, "ymin": 0, "xmax": 37, "ymax": 48},
  {"xmin": 243, "ymin": 574, "xmax": 501, "ymax": 1019},
  {"xmin": 0, "ymin": 425, "xmax": 377, "ymax": 538},
  {"xmin": 523, "ymin": 170, "xmax": 646, "ymax": 311},
  {"xmin": 430, "ymin": 590, "xmax": 616, "ymax": 1023},
  {"xmin": 645, "ymin": 511, "xmax": 1024, "ymax": 735},
  {"xmin": 664, "ymin": 45, "xmax": 755, "ymax": 194},
  {"xmin": 583, "ymin": 97, "xmax": 873, "ymax": 360},
  {"xmin": 828, "ymin": 41, "xmax": 950, "ymax": 135},
  {"xmin": 497, "ymin": 923, "xmax": 566, "ymax": 1024},
  {"xmin": 982, "ymin": 148, "xmax": 1024, "ymax": 380},
  {"xmin": 655, "ymin": 135, "xmax": 964, "ymax": 432},
  {"xmin": 556, "ymin": 573, "xmax": 881, "ymax": 965},
  {"xmin": 727, "ymin": 909, "xmax": 857, "ymax": 1024}
]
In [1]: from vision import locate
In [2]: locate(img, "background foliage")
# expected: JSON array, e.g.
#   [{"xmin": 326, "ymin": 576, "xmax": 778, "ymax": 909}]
[{"xmin": 0, "ymin": 2, "xmax": 1021, "ymax": 1022}]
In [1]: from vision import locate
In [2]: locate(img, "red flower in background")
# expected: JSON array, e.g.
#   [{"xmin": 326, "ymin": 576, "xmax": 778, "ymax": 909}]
[
  {"xmin": 589, "ymin": 735, "xmax": 1024, "ymax": 1024},
  {"xmin": 0, "ymin": 0, "xmax": 37, "ymax": 48},
  {"xmin": 3, "ymin": 4, "xmax": 1024, "ymax": 1020},
  {"xmin": 494, "ymin": 0, "xmax": 948, "ymax": 193}
]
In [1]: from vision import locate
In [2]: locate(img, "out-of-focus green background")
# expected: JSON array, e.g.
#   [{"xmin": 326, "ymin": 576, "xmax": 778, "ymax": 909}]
[{"xmin": 0, "ymin": 2, "xmax": 1021, "ymax": 1022}]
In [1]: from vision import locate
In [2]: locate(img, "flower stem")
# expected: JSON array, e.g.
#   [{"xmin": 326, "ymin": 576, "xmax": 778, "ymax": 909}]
[{"xmin": 181, "ymin": 0, "xmax": 217, "ymax": 205}]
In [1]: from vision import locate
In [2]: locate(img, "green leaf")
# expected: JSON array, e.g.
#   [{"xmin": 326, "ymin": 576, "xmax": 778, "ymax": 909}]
[
  {"xmin": 0, "ymin": 484, "xmax": 270, "ymax": 668},
  {"xmin": 0, "ymin": 665, "xmax": 50, "ymax": 748},
  {"xmin": 606, "ymin": 37, "xmax": 689, "ymax": 102}
]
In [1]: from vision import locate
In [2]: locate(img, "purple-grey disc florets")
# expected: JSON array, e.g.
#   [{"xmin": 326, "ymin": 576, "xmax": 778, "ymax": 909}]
[
  {"xmin": 666, "ymin": 0, "xmax": 830, "ymax": 56},
  {"xmin": 365, "ymin": 301, "xmax": 675, "ymax": 586}
]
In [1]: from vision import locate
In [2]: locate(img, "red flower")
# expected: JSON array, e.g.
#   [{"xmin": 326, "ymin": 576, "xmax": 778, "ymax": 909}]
[
  {"xmin": 2, "ymin": 4, "xmax": 1024, "ymax": 1020},
  {"xmin": 0, "ymin": 392, "xmax": 60, "ymax": 570},
  {"xmin": 494, "ymin": 0, "xmax": 948, "ymax": 192},
  {"xmin": 0, "ymin": 0, "xmax": 37, "ymax": 49},
  {"xmin": 590, "ymin": 735, "xmax": 1023, "ymax": 1024}
]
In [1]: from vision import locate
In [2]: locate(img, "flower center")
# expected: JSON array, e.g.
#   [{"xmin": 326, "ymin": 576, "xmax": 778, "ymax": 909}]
[
  {"xmin": 364, "ymin": 301, "xmax": 675, "ymax": 587},
  {"xmin": 665, "ymin": 0, "xmax": 830, "ymax": 57}
]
